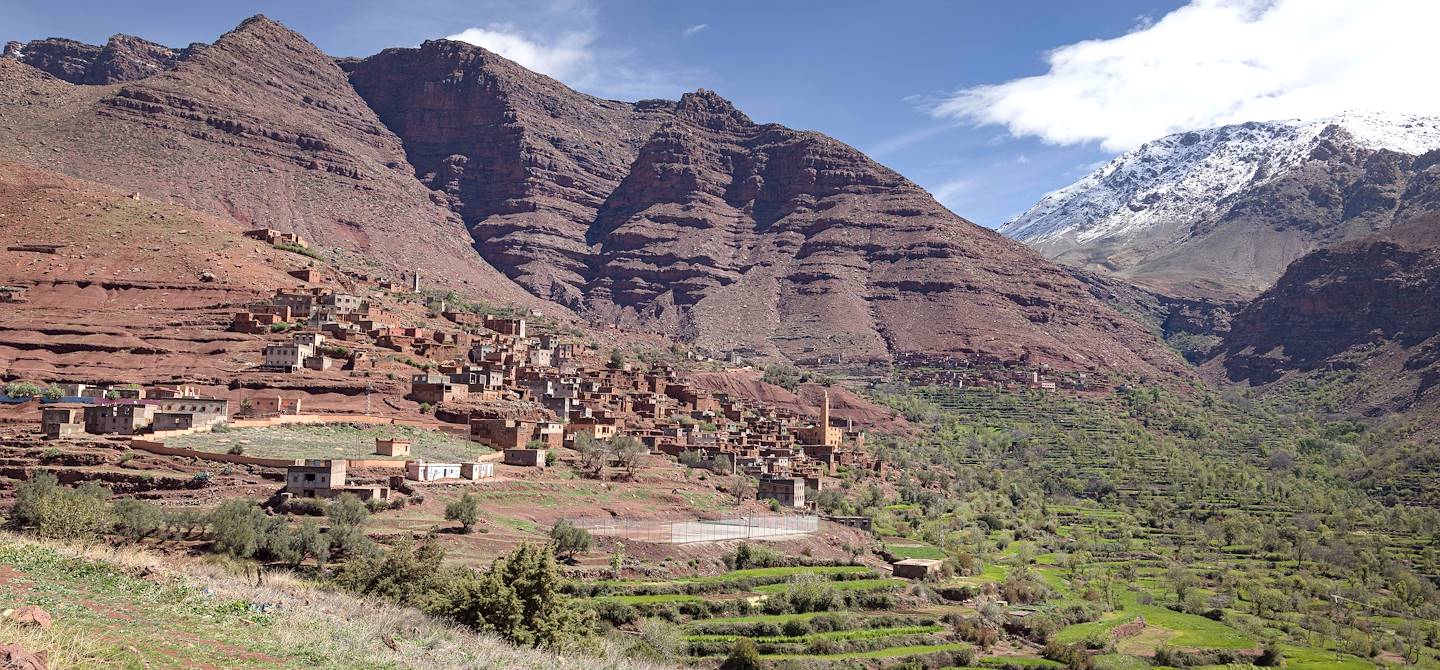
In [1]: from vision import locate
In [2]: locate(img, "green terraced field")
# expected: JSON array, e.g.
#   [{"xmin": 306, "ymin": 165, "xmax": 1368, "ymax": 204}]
[{"xmin": 761, "ymin": 641, "xmax": 972, "ymax": 660}]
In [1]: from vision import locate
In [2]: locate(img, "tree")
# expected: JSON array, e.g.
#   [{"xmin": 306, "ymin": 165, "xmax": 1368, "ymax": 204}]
[
  {"xmin": 113, "ymin": 499, "xmax": 164, "ymax": 543},
  {"xmin": 610, "ymin": 435, "xmax": 646, "ymax": 480},
  {"xmin": 209, "ymin": 499, "xmax": 265, "ymax": 558},
  {"xmin": 549, "ymin": 519, "xmax": 592, "ymax": 558},
  {"xmin": 574, "ymin": 431, "xmax": 607, "ymax": 479},
  {"xmin": 448, "ymin": 543, "xmax": 595, "ymax": 648},
  {"xmin": 719, "ymin": 638, "xmax": 763, "ymax": 670},
  {"xmin": 608, "ymin": 349, "xmax": 625, "ymax": 369},
  {"xmin": 445, "ymin": 493, "xmax": 481, "ymax": 533},
  {"xmin": 293, "ymin": 518, "xmax": 331, "ymax": 570},
  {"xmin": 326, "ymin": 493, "xmax": 373, "ymax": 558},
  {"xmin": 731, "ymin": 475, "xmax": 756, "ymax": 504}
]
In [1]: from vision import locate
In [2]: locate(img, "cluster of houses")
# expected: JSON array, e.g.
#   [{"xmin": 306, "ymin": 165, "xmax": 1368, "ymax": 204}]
[
  {"xmin": 282, "ymin": 436, "xmax": 498, "ymax": 501},
  {"xmin": 37, "ymin": 383, "xmax": 230, "ymax": 438},
  {"xmin": 234, "ymin": 281, "xmax": 505, "ymax": 372},
  {"xmin": 405, "ymin": 314, "xmax": 878, "ymax": 509}
]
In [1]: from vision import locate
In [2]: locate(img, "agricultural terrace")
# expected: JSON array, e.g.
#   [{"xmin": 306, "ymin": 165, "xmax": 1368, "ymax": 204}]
[{"xmin": 165, "ymin": 423, "xmax": 492, "ymax": 462}]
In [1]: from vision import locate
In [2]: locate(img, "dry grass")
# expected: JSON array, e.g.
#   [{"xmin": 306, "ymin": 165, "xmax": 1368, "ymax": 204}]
[{"xmin": 0, "ymin": 532, "xmax": 675, "ymax": 670}]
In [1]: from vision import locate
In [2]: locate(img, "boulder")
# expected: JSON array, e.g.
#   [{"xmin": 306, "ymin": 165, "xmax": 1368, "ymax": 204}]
[{"xmin": 4, "ymin": 606, "xmax": 51, "ymax": 630}]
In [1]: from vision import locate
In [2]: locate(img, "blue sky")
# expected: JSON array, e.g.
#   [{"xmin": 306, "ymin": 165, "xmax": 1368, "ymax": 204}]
[{"xmin": 5, "ymin": 0, "xmax": 1420, "ymax": 228}]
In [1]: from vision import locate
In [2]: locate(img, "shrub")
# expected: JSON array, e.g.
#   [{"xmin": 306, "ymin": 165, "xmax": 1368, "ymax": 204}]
[
  {"xmin": 326, "ymin": 494, "xmax": 373, "ymax": 558},
  {"xmin": 274, "ymin": 242, "xmax": 322, "ymax": 260},
  {"xmin": 113, "ymin": 499, "xmax": 165, "ymax": 542},
  {"xmin": 719, "ymin": 638, "xmax": 764, "ymax": 670},
  {"xmin": 39, "ymin": 447, "xmax": 62, "ymax": 462},
  {"xmin": 4, "ymin": 381, "xmax": 44, "ymax": 398},
  {"xmin": 208, "ymin": 499, "xmax": 265, "ymax": 558},
  {"xmin": 226, "ymin": 444, "xmax": 245, "ymax": 455},
  {"xmin": 12, "ymin": 472, "xmax": 111, "ymax": 541},
  {"xmin": 447, "ymin": 543, "xmax": 596, "ymax": 648}
]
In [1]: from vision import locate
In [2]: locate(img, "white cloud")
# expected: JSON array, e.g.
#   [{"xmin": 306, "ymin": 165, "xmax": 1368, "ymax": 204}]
[
  {"xmin": 930, "ymin": 0, "xmax": 1440, "ymax": 152},
  {"xmin": 681, "ymin": 23, "xmax": 708, "ymax": 37},
  {"xmin": 446, "ymin": 24, "xmax": 594, "ymax": 81},
  {"xmin": 928, "ymin": 177, "xmax": 975, "ymax": 210},
  {"xmin": 444, "ymin": 6, "xmax": 699, "ymax": 99}
]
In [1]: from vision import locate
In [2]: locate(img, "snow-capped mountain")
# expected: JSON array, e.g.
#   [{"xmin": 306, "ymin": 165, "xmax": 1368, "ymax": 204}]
[{"xmin": 1001, "ymin": 111, "xmax": 1440, "ymax": 298}]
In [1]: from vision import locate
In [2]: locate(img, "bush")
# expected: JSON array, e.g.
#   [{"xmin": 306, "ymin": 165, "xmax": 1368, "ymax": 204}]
[
  {"xmin": 4, "ymin": 381, "xmax": 44, "ymax": 398},
  {"xmin": 11, "ymin": 472, "xmax": 111, "ymax": 541},
  {"xmin": 226, "ymin": 444, "xmax": 245, "ymax": 455},
  {"xmin": 725, "ymin": 543, "xmax": 789, "ymax": 570},
  {"xmin": 326, "ymin": 494, "xmax": 373, "ymax": 558},
  {"xmin": 113, "ymin": 499, "xmax": 164, "ymax": 542},
  {"xmin": 447, "ymin": 543, "xmax": 596, "ymax": 648},
  {"xmin": 719, "ymin": 638, "xmax": 764, "ymax": 670},
  {"xmin": 444, "ymin": 493, "xmax": 481, "ymax": 533},
  {"xmin": 208, "ymin": 499, "xmax": 266, "ymax": 558},
  {"xmin": 274, "ymin": 242, "xmax": 322, "ymax": 260}
]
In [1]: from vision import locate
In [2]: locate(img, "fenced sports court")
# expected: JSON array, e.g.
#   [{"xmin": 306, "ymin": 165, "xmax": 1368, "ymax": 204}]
[{"xmin": 569, "ymin": 514, "xmax": 819, "ymax": 544}]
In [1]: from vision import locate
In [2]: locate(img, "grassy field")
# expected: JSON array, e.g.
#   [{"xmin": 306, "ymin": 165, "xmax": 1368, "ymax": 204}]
[
  {"xmin": 0, "ymin": 535, "xmax": 667, "ymax": 670},
  {"xmin": 168, "ymin": 423, "xmax": 491, "ymax": 462}
]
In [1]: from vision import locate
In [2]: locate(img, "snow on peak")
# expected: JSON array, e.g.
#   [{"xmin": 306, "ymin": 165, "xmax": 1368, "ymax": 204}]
[{"xmin": 1000, "ymin": 111, "xmax": 1440, "ymax": 246}]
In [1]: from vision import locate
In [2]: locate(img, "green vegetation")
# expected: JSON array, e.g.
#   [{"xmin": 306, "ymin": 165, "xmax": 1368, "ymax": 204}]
[
  {"xmin": 167, "ymin": 423, "xmax": 490, "ymax": 463},
  {"xmin": 273, "ymin": 241, "xmax": 323, "ymax": 260}
]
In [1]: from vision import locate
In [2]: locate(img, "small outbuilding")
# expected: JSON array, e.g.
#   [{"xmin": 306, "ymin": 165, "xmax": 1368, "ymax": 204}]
[
  {"xmin": 375, "ymin": 437, "xmax": 412, "ymax": 457},
  {"xmin": 891, "ymin": 558, "xmax": 944, "ymax": 580}
]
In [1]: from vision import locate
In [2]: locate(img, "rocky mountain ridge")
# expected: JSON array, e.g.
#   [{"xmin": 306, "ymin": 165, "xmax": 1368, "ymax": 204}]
[
  {"xmin": 0, "ymin": 15, "xmax": 1188, "ymax": 378},
  {"xmin": 1001, "ymin": 112, "xmax": 1440, "ymax": 298}
]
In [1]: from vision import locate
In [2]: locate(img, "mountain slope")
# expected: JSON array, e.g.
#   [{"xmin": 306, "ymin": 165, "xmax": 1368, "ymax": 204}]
[
  {"xmin": 0, "ymin": 18, "xmax": 1186, "ymax": 376},
  {"xmin": 346, "ymin": 40, "xmax": 1187, "ymax": 375},
  {"xmin": 0, "ymin": 16, "xmax": 540, "ymax": 306},
  {"xmin": 1002, "ymin": 112, "xmax": 1440, "ymax": 298}
]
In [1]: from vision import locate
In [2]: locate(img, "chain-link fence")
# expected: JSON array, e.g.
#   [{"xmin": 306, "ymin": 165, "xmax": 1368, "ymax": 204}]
[{"xmin": 569, "ymin": 515, "xmax": 819, "ymax": 544}]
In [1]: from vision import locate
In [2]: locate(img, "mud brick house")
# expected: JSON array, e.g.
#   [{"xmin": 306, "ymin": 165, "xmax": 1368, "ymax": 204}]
[
  {"xmin": 757, "ymin": 476, "xmax": 806, "ymax": 508},
  {"xmin": 482, "ymin": 315, "xmax": 526, "ymax": 338},
  {"xmin": 153, "ymin": 412, "xmax": 195, "ymax": 431},
  {"xmin": 40, "ymin": 405, "xmax": 85, "ymax": 439},
  {"xmin": 83, "ymin": 402, "xmax": 156, "ymax": 435},
  {"xmin": 244, "ymin": 227, "xmax": 309, "ymax": 249},
  {"xmin": 285, "ymin": 460, "xmax": 389, "ymax": 500},
  {"xmin": 503, "ymin": 448, "xmax": 547, "ymax": 469},
  {"xmin": 461, "ymin": 462, "xmax": 494, "ymax": 480},
  {"xmin": 303, "ymin": 355, "xmax": 333, "ymax": 371},
  {"xmin": 145, "ymin": 384, "xmax": 200, "ymax": 399},
  {"xmin": 156, "ymin": 398, "xmax": 229, "ymax": 428},
  {"xmin": 264, "ymin": 332, "xmax": 325, "ymax": 371},
  {"xmin": 288, "ymin": 268, "xmax": 322, "ymax": 283},
  {"xmin": 470, "ymin": 418, "xmax": 564, "ymax": 451},
  {"xmin": 375, "ymin": 437, "xmax": 412, "ymax": 457},
  {"xmin": 410, "ymin": 374, "xmax": 467, "ymax": 404},
  {"xmin": 322, "ymin": 293, "xmax": 367, "ymax": 315},
  {"xmin": 249, "ymin": 395, "xmax": 302, "ymax": 416},
  {"xmin": 405, "ymin": 460, "xmax": 461, "ymax": 482},
  {"xmin": 272, "ymin": 290, "xmax": 318, "ymax": 318}
]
